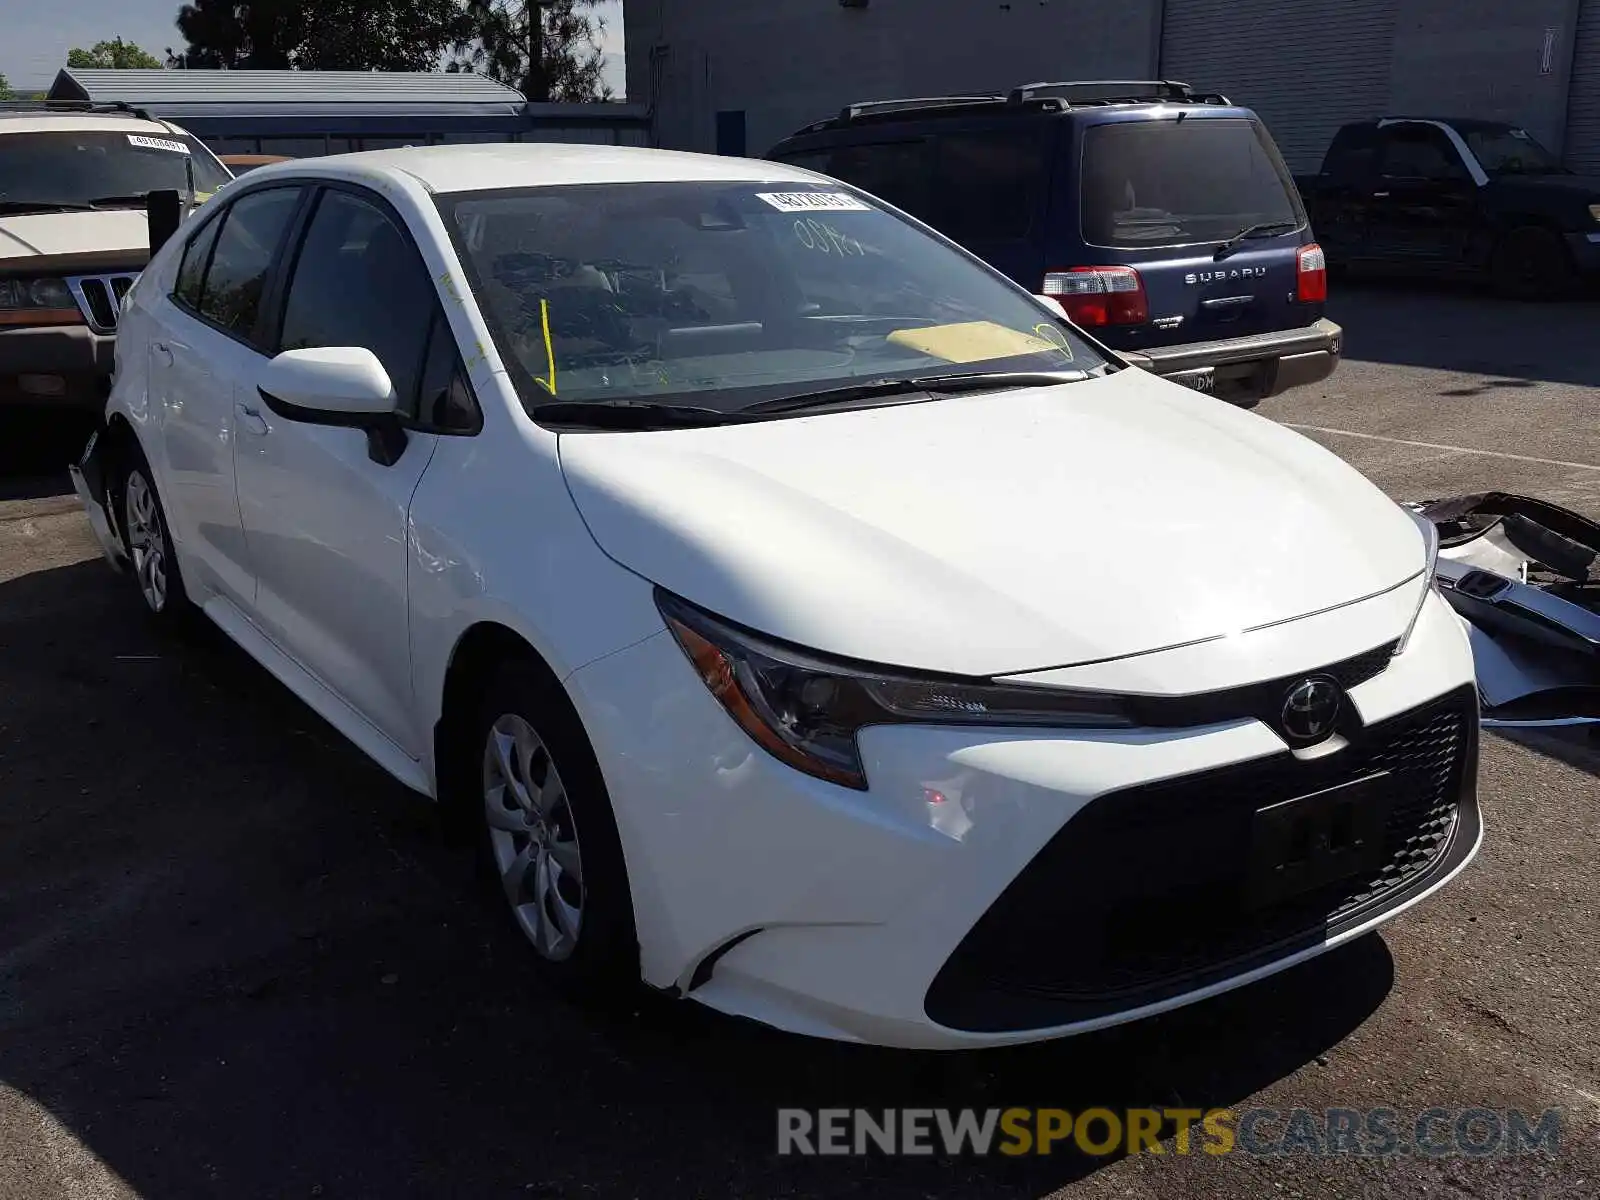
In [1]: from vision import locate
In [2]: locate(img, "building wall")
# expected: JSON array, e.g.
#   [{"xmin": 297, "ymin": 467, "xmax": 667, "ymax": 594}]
[
  {"xmin": 1566, "ymin": 0, "xmax": 1600, "ymax": 171},
  {"xmin": 1161, "ymin": 0, "xmax": 1401, "ymax": 172},
  {"xmin": 627, "ymin": 0, "xmax": 1161, "ymax": 156},
  {"xmin": 1387, "ymin": 0, "xmax": 1582, "ymax": 150},
  {"xmin": 627, "ymin": 0, "xmax": 1595, "ymax": 167}
]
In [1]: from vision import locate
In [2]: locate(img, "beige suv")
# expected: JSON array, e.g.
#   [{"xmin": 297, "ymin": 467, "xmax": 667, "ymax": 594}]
[{"xmin": 0, "ymin": 106, "xmax": 231, "ymax": 409}]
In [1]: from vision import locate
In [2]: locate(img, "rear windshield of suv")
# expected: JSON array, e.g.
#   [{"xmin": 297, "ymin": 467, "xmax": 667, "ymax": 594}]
[
  {"xmin": 0, "ymin": 130, "xmax": 231, "ymax": 211},
  {"xmin": 1081, "ymin": 117, "xmax": 1304, "ymax": 248}
]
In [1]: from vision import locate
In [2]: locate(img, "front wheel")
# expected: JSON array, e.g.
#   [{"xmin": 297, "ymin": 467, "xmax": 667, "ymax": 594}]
[
  {"xmin": 474, "ymin": 661, "xmax": 639, "ymax": 1001},
  {"xmin": 1491, "ymin": 226, "xmax": 1575, "ymax": 300},
  {"xmin": 119, "ymin": 452, "xmax": 191, "ymax": 625}
]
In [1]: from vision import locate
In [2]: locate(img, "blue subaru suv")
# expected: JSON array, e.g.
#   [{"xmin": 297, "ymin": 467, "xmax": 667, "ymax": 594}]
[{"xmin": 767, "ymin": 80, "xmax": 1342, "ymax": 406}]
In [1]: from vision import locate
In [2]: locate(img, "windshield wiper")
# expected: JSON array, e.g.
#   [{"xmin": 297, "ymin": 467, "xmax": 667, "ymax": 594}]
[
  {"xmin": 0, "ymin": 200, "xmax": 97, "ymax": 214},
  {"xmin": 87, "ymin": 193, "xmax": 162, "ymax": 209},
  {"xmin": 1214, "ymin": 221, "xmax": 1299, "ymax": 260},
  {"xmin": 530, "ymin": 400, "xmax": 742, "ymax": 430},
  {"xmin": 743, "ymin": 371, "xmax": 1086, "ymax": 416}
]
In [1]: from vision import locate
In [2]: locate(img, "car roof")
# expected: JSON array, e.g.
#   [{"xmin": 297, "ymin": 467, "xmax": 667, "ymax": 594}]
[
  {"xmin": 244, "ymin": 142, "xmax": 829, "ymax": 195},
  {"xmin": 0, "ymin": 112, "xmax": 186, "ymax": 137}
]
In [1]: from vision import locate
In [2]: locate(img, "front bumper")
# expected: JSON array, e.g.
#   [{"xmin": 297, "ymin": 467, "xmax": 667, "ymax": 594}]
[
  {"xmin": 68, "ymin": 424, "xmax": 128, "ymax": 572},
  {"xmin": 565, "ymin": 588, "xmax": 1479, "ymax": 1048},
  {"xmin": 0, "ymin": 322, "xmax": 116, "ymax": 408},
  {"xmin": 1131, "ymin": 317, "xmax": 1343, "ymax": 404},
  {"xmin": 1563, "ymin": 231, "xmax": 1600, "ymax": 275}
]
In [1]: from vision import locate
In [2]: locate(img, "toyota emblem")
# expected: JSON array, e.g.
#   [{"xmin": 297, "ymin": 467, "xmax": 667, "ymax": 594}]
[{"xmin": 1281, "ymin": 677, "xmax": 1343, "ymax": 742}]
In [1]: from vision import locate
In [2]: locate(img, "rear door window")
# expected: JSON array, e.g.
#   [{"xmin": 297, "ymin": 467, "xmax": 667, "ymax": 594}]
[
  {"xmin": 817, "ymin": 141, "xmax": 933, "ymax": 218},
  {"xmin": 173, "ymin": 214, "xmax": 223, "ymax": 311},
  {"xmin": 931, "ymin": 129, "xmax": 1048, "ymax": 242},
  {"xmin": 1323, "ymin": 125, "xmax": 1380, "ymax": 179},
  {"xmin": 195, "ymin": 186, "xmax": 303, "ymax": 345},
  {"xmin": 1080, "ymin": 117, "xmax": 1303, "ymax": 248}
]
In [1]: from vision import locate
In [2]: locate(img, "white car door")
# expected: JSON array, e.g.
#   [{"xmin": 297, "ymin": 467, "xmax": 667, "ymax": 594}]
[
  {"xmin": 233, "ymin": 184, "xmax": 460, "ymax": 758},
  {"xmin": 149, "ymin": 185, "xmax": 305, "ymax": 607}
]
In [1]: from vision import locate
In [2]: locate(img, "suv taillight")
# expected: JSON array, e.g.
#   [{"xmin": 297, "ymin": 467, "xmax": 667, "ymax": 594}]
[
  {"xmin": 1297, "ymin": 243, "xmax": 1328, "ymax": 303},
  {"xmin": 1042, "ymin": 266, "xmax": 1149, "ymax": 327}
]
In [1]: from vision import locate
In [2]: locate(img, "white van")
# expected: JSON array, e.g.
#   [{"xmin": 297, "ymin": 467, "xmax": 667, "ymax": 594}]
[{"xmin": 0, "ymin": 105, "xmax": 231, "ymax": 410}]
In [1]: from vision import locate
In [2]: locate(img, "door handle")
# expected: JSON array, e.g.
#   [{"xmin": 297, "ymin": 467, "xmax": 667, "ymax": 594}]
[
  {"xmin": 1371, "ymin": 191, "xmax": 1391, "ymax": 198},
  {"xmin": 152, "ymin": 342, "xmax": 173, "ymax": 367},
  {"xmin": 236, "ymin": 400, "xmax": 269, "ymax": 435}
]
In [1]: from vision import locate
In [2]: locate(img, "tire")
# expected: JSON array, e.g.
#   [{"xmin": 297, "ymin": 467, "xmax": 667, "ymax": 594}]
[
  {"xmin": 1491, "ymin": 226, "xmax": 1575, "ymax": 300},
  {"xmin": 471, "ymin": 659, "xmax": 639, "ymax": 1002},
  {"xmin": 117, "ymin": 447, "xmax": 192, "ymax": 625}
]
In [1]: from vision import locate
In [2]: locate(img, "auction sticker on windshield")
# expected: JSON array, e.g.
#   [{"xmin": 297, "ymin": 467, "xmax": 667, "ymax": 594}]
[
  {"xmin": 757, "ymin": 192, "xmax": 872, "ymax": 213},
  {"xmin": 127, "ymin": 135, "xmax": 189, "ymax": 155}
]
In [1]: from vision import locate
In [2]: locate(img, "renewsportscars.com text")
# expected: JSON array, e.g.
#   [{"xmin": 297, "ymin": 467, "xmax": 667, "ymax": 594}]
[{"xmin": 777, "ymin": 1106, "xmax": 1562, "ymax": 1158}]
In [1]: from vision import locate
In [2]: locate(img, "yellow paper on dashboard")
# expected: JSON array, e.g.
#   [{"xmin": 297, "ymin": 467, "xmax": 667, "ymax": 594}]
[{"xmin": 886, "ymin": 320, "xmax": 1071, "ymax": 364}]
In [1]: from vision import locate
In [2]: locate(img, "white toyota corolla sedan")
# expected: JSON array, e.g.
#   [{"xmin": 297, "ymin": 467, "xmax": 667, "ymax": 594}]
[{"xmin": 72, "ymin": 144, "xmax": 1480, "ymax": 1049}]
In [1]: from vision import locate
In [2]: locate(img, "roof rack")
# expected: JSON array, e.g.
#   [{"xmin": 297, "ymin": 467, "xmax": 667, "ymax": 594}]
[
  {"xmin": 840, "ymin": 94, "xmax": 1005, "ymax": 122},
  {"xmin": 0, "ymin": 99, "xmax": 157, "ymax": 121},
  {"xmin": 1007, "ymin": 80, "xmax": 1216, "ymax": 106},
  {"xmin": 781, "ymin": 79, "xmax": 1235, "ymax": 141}
]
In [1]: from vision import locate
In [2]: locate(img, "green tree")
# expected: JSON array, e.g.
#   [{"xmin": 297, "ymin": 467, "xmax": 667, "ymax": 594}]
[
  {"xmin": 0, "ymin": 72, "xmax": 13, "ymax": 101},
  {"xmin": 67, "ymin": 38, "xmax": 165, "ymax": 69},
  {"xmin": 170, "ymin": 0, "xmax": 468, "ymax": 71},
  {"xmin": 450, "ymin": 0, "xmax": 611, "ymax": 102}
]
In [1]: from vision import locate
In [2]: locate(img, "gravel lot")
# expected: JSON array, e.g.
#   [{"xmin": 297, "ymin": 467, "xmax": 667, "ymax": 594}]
[{"xmin": 1, "ymin": 282, "xmax": 1597, "ymax": 1199}]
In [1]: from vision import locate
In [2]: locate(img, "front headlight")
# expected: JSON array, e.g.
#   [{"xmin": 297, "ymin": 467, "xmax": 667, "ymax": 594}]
[
  {"xmin": 0, "ymin": 277, "xmax": 78, "ymax": 317},
  {"xmin": 657, "ymin": 589, "xmax": 1132, "ymax": 790},
  {"xmin": 1396, "ymin": 505, "xmax": 1441, "ymax": 655}
]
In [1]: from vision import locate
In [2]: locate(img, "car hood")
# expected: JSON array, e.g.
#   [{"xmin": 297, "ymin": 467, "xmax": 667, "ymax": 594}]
[
  {"xmin": 1486, "ymin": 172, "xmax": 1600, "ymax": 199},
  {"xmin": 559, "ymin": 369, "xmax": 1427, "ymax": 676},
  {"xmin": 0, "ymin": 210, "xmax": 150, "ymax": 268}
]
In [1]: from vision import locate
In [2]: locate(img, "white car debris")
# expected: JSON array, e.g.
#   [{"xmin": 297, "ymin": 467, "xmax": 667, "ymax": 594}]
[{"xmin": 1415, "ymin": 492, "xmax": 1600, "ymax": 728}]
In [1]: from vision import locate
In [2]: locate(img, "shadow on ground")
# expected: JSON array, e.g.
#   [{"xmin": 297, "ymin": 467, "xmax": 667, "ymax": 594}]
[
  {"xmin": 0, "ymin": 558, "xmax": 1396, "ymax": 1198},
  {"xmin": 0, "ymin": 409, "xmax": 95, "ymax": 500},
  {"xmin": 1327, "ymin": 278, "xmax": 1600, "ymax": 389}
]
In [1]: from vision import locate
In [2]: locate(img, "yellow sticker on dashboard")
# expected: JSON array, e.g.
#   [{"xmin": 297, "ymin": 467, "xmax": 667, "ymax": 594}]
[{"xmin": 886, "ymin": 321, "xmax": 1071, "ymax": 364}]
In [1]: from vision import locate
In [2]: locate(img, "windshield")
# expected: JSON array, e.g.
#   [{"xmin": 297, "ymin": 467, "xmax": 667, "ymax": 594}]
[
  {"xmin": 437, "ymin": 181, "xmax": 1105, "ymax": 419},
  {"xmin": 0, "ymin": 130, "xmax": 231, "ymax": 210},
  {"xmin": 1465, "ymin": 126, "xmax": 1566, "ymax": 175},
  {"xmin": 1081, "ymin": 117, "xmax": 1305, "ymax": 247}
]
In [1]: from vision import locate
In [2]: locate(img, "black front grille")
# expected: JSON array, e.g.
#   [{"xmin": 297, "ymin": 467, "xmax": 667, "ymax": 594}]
[{"xmin": 925, "ymin": 685, "xmax": 1480, "ymax": 1033}]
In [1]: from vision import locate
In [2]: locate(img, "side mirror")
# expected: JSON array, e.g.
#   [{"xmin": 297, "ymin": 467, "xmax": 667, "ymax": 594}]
[
  {"xmin": 1033, "ymin": 294, "xmax": 1069, "ymax": 320},
  {"xmin": 257, "ymin": 347, "xmax": 408, "ymax": 465},
  {"xmin": 147, "ymin": 188, "xmax": 183, "ymax": 257}
]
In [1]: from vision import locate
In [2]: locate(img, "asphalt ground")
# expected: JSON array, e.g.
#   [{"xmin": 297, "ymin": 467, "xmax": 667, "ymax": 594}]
[{"xmin": 0, "ymin": 280, "xmax": 1597, "ymax": 1198}]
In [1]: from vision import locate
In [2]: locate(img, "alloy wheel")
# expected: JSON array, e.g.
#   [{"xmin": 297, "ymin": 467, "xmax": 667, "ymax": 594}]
[
  {"xmin": 124, "ymin": 471, "xmax": 168, "ymax": 613},
  {"xmin": 482, "ymin": 713, "xmax": 585, "ymax": 961}
]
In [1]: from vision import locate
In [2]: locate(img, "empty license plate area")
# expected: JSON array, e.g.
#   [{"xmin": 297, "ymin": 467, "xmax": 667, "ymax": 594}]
[{"xmin": 1247, "ymin": 773, "xmax": 1392, "ymax": 908}]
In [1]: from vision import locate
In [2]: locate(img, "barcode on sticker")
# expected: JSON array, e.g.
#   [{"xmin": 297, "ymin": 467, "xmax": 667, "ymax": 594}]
[
  {"xmin": 756, "ymin": 192, "xmax": 871, "ymax": 213},
  {"xmin": 128, "ymin": 135, "xmax": 189, "ymax": 155}
]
